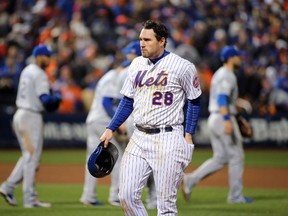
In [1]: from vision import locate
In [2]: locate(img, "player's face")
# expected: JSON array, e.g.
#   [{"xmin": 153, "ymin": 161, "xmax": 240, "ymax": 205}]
[
  {"xmin": 139, "ymin": 29, "xmax": 165, "ymax": 59},
  {"xmin": 232, "ymin": 56, "xmax": 241, "ymax": 69},
  {"xmin": 39, "ymin": 55, "xmax": 51, "ymax": 68}
]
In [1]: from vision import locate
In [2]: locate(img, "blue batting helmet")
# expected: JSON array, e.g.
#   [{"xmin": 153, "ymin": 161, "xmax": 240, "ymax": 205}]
[{"xmin": 87, "ymin": 141, "xmax": 119, "ymax": 178}]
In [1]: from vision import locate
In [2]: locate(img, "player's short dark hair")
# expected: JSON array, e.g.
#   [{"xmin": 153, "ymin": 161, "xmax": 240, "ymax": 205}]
[{"xmin": 143, "ymin": 19, "xmax": 169, "ymax": 47}]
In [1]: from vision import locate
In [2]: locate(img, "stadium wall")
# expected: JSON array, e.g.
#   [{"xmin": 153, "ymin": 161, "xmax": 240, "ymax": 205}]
[{"xmin": 0, "ymin": 112, "xmax": 287, "ymax": 148}]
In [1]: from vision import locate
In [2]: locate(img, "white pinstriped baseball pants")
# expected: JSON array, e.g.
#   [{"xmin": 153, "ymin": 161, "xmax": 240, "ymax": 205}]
[{"xmin": 119, "ymin": 125, "xmax": 194, "ymax": 216}]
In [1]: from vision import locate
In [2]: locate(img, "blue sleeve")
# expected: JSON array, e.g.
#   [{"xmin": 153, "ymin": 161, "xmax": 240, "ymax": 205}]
[
  {"xmin": 217, "ymin": 94, "xmax": 228, "ymax": 106},
  {"xmin": 39, "ymin": 92, "xmax": 62, "ymax": 112},
  {"xmin": 107, "ymin": 96, "xmax": 134, "ymax": 131},
  {"xmin": 102, "ymin": 97, "xmax": 115, "ymax": 118},
  {"xmin": 185, "ymin": 96, "xmax": 201, "ymax": 135}
]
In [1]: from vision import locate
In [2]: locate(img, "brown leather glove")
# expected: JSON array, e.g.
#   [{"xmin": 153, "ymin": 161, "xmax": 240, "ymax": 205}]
[{"xmin": 236, "ymin": 115, "xmax": 253, "ymax": 138}]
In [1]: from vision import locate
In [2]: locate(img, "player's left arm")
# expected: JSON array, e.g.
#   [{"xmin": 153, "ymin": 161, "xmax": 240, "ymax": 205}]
[
  {"xmin": 180, "ymin": 62, "xmax": 202, "ymax": 144},
  {"xmin": 185, "ymin": 96, "xmax": 201, "ymax": 144}
]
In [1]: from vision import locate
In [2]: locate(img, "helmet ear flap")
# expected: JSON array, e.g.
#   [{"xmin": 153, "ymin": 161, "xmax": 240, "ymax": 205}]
[{"xmin": 87, "ymin": 142, "xmax": 119, "ymax": 178}]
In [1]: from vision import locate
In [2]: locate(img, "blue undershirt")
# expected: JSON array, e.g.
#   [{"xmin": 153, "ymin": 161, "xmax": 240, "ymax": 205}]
[
  {"xmin": 102, "ymin": 97, "xmax": 116, "ymax": 118},
  {"xmin": 149, "ymin": 50, "xmax": 170, "ymax": 64},
  {"xmin": 185, "ymin": 96, "xmax": 201, "ymax": 135},
  {"xmin": 107, "ymin": 96, "xmax": 134, "ymax": 131}
]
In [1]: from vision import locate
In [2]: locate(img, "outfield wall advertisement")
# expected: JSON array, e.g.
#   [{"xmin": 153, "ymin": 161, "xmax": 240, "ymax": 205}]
[{"xmin": 0, "ymin": 112, "xmax": 287, "ymax": 148}]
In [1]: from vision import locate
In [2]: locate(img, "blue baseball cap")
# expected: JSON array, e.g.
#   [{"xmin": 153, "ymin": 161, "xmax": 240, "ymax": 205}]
[
  {"xmin": 122, "ymin": 41, "xmax": 141, "ymax": 56},
  {"xmin": 220, "ymin": 45, "xmax": 244, "ymax": 62},
  {"xmin": 33, "ymin": 44, "xmax": 53, "ymax": 57}
]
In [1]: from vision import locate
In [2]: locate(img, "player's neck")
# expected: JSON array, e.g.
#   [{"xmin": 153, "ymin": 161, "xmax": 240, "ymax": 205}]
[
  {"xmin": 223, "ymin": 63, "xmax": 234, "ymax": 72},
  {"xmin": 149, "ymin": 50, "xmax": 170, "ymax": 64}
]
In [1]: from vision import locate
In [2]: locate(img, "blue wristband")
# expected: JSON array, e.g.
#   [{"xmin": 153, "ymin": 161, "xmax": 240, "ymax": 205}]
[
  {"xmin": 217, "ymin": 94, "xmax": 228, "ymax": 106},
  {"xmin": 223, "ymin": 114, "xmax": 230, "ymax": 120}
]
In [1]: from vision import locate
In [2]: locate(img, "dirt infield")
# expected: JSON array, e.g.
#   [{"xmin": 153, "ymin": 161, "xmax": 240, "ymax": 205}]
[{"xmin": 1, "ymin": 164, "xmax": 287, "ymax": 188}]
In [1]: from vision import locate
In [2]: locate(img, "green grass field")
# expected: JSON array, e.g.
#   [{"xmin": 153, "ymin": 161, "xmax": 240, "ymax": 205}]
[{"xmin": 0, "ymin": 148, "xmax": 287, "ymax": 216}]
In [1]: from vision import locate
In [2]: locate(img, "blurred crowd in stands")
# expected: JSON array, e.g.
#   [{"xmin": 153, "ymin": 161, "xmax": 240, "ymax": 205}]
[{"xmin": 0, "ymin": 0, "xmax": 287, "ymax": 116}]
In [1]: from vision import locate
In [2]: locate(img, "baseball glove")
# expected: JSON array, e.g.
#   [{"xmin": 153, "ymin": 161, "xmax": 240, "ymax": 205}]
[
  {"xmin": 236, "ymin": 115, "xmax": 253, "ymax": 138},
  {"xmin": 44, "ymin": 91, "xmax": 62, "ymax": 112}
]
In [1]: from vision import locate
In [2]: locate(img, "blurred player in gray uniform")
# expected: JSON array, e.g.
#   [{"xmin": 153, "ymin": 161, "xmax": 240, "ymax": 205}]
[
  {"xmin": 182, "ymin": 45, "xmax": 253, "ymax": 204},
  {"xmin": 100, "ymin": 19, "xmax": 201, "ymax": 215},
  {"xmin": 0, "ymin": 44, "xmax": 61, "ymax": 208},
  {"xmin": 80, "ymin": 57, "xmax": 125, "ymax": 207}
]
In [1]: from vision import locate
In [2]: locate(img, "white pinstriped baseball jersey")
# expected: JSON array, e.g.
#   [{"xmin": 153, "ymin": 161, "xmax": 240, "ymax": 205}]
[
  {"xmin": 16, "ymin": 64, "xmax": 50, "ymax": 112},
  {"xmin": 120, "ymin": 53, "xmax": 202, "ymax": 127},
  {"xmin": 208, "ymin": 66, "xmax": 238, "ymax": 115}
]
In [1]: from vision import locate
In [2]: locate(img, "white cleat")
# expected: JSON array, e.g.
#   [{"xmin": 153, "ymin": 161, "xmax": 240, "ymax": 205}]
[
  {"xmin": 80, "ymin": 198, "xmax": 103, "ymax": 206},
  {"xmin": 0, "ymin": 187, "xmax": 17, "ymax": 206},
  {"xmin": 24, "ymin": 201, "xmax": 52, "ymax": 208},
  {"xmin": 108, "ymin": 199, "xmax": 120, "ymax": 206},
  {"xmin": 228, "ymin": 197, "xmax": 254, "ymax": 204}
]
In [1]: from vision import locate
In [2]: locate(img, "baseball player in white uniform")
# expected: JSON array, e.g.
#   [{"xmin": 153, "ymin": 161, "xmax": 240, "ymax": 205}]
[
  {"xmin": 100, "ymin": 19, "xmax": 202, "ymax": 215},
  {"xmin": 0, "ymin": 44, "xmax": 61, "ymax": 208},
  {"xmin": 182, "ymin": 45, "xmax": 253, "ymax": 204}
]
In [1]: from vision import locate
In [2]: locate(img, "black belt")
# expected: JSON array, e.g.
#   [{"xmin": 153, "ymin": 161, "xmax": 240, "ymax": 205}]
[{"xmin": 136, "ymin": 125, "xmax": 173, "ymax": 134}]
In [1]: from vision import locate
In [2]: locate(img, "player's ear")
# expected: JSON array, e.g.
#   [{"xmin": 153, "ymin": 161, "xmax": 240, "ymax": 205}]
[{"xmin": 159, "ymin": 37, "xmax": 166, "ymax": 47}]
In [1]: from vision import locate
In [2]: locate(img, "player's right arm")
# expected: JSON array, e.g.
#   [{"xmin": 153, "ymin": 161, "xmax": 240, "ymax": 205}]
[
  {"xmin": 101, "ymin": 60, "xmax": 135, "ymax": 147},
  {"xmin": 100, "ymin": 96, "xmax": 134, "ymax": 147}
]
